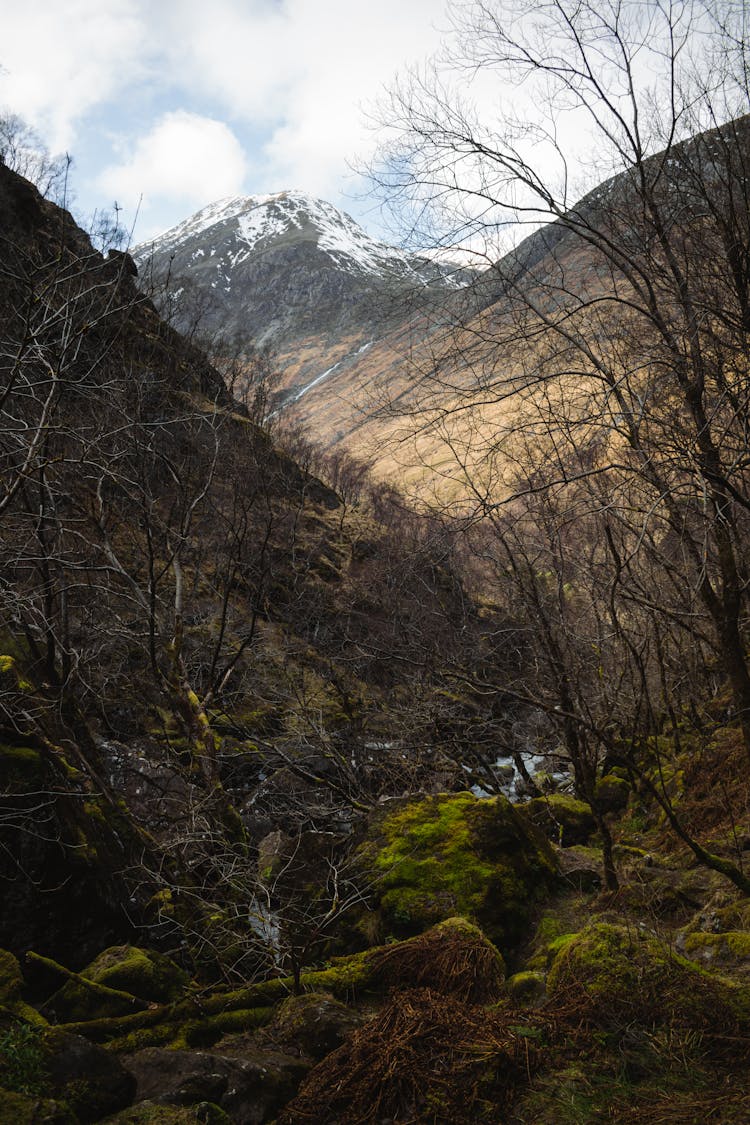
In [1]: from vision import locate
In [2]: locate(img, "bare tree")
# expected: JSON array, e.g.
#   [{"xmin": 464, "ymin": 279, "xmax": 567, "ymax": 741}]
[
  {"xmin": 372, "ymin": 2, "xmax": 750, "ymax": 733},
  {"xmin": 363, "ymin": 0, "xmax": 750, "ymax": 892},
  {"xmin": 0, "ymin": 112, "xmax": 69, "ymax": 202}
]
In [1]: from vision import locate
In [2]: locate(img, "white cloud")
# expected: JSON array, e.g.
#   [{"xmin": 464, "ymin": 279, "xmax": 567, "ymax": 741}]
[
  {"xmin": 0, "ymin": 0, "xmax": 146, "ymax": 151},
  {"xmin": 97, "ymin": 111, "xmax": 248, "ymax": 235},
  {"xmin": 159, "ymin": 0, "xmax": 450, "ymax": 196},
  {"xmin": 0, "ymin": 0, "xmax": 454, "ymax": 238}
]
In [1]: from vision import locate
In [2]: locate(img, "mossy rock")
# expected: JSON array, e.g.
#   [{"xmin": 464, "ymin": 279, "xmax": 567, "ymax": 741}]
[
  {"xmin": 42, "ymin": 1028, "xmax": 135, "ymax": 1123},
  {"xmin": 123, "ymin": 1044, "xmax": 308, "ymax": 1124},
  {"xmin": 0, "ymin": 744, "xmax": 44, "ymax": 787},
  {"xmin": 83, "ymin": 946, "xmax": 188, "ymax": 1002},
  {"xmin": 0, "ymin": 951, "xmax": 46, "ymax": 1028},
  {"xmin": 593, "ymin": 773, "xmax": 630, "ymax": 813},
  {"xmin": 682, "ymin": 897, "xmax": 750, "ymax": 936},
  {"xmin": 681, "ymin": 930, "xmax": 750, "ymax": 974},
  {"xmin": 547, "ymin": 921, "xmax": 750, "ymax": 1032},
  {"xmin": 48, "ymin": 947, "xmax": 188, "ymax": 1022},
  {"xmin": 261, "ymin": 992, "xmax": 362, "ymax": 1060},
  {"xmin": 102, "ymin": 1104, "xmax": 229, "ymax": 1123},
  {"xmin": 554, "ymin": 844, "xmax": 602, "ymax": 890},
  {"xmin": 0, "ymin": 951, "xmax": 22, "ymax": 1007},
  {"xmin": 358, "ymin": 792, "xmax": 557, "ymax": 953},
  {"xmin": 524, "ymin": 931, "xmax": 579, "ymax": 973},
  {"xmin": 522, "ymin": 794, "xmax": 596, "ymax": 846},
  {"xmin": 0, "ymin": 1089, "xmax": 76, "ymax": 1124},
  {"xmin": 505, "ymin": 970, "xmax": 546, "ymax": 1003}
]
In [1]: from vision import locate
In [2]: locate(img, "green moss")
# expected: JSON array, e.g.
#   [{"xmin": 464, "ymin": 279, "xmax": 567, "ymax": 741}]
[
  {"xmin": 49, "ymin": 946, "xmax": 189, "ymax": 1022},
  {"xmin": 612, "ymin": 844, "xmax": 651, "ymax": 861},
  {"xmin": 0, "ymin": 745, "xmax": 43, "ymax": 785},
  {"xmin": 682, "ymin": 930, "xmax": 750, "ymax": 968},
  {"xmin": 300, "ymin": 949, "xmax": 375, "ymax": 996},
  {"xmin": 0, "ymin": 655, "xmax": 32, "ymax": 694},
  {"xmin": 92, "ymin": 946, "xmax": 186, "ymax": 998},
  {"xmin": 0, "ymin": 1089, "xmax": 76, "ymax": 1124},
  {"xmin": 0, "ymin": 951, "xmax": 22, "ymax": 1007},
  {"xmin": 171, "ymin": 1006, "xmax": 275, "ymax": 1049},
  {"xmin": 22, "ymin": 1005, "xmax": 48, "ymax": 1029},
  {"xmin": 547, "ymin": 933, "xmax": 578, "ymax": 958},
  {"xmin": 522, "ymin": 794, "xmax": 596, "ymax": 846},
  {"xmin": 534, "ymin": 913, "xmax": 569, "ymax": 946},
  {"xmin": 505, "ymin": 971, "xmax": 546, "ymax": 1002},
  {"xmin": 547, "ymin": 922, "xmax": 750, "ymax": 1030},
  {"xmin": 360, "ymin": 793, "xmax": 557, "ymax": 951},
  {"xmin": 0, "ymin": 951, "xmax": 47, "ymax": 1028},
  {"xmin": 593, "ymin": 774, "xmax": 630, "ymax": 813},
  {"xmin": 525, "ymin": 931, "xmax": 578, "ymax": 972},
  {"xmin": 102, "ymin": 948, "xmax": 377, "ymax": 1053},
  {"xmin": 147, "ymin": 889, "xmax": 175, "ymax": 917},
  {"xmin": 82, "ymin": 800, "xmax": 106, "ymax": 825}
]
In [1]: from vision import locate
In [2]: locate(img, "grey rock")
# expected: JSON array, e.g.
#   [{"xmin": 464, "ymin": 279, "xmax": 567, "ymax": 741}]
[{"xmin": 125, "ymin": 1045, "xmax": 310, "ymax": 1124}]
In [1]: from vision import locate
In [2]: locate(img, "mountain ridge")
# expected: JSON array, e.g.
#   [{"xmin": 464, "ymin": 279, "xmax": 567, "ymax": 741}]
[{"xmin": 133, "ymin": 190, "xmax": 475, "ymax": 422}]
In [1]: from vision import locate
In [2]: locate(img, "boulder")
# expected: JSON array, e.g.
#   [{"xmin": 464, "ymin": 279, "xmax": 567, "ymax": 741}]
[
  {"xmin": 553, "ymin": 844, "xmax": 602, "ymax": 890},
  {"xmin": 124, "ymin": 1045, "xmax": 310, "ymax": 1124},
  {"xmin": 356, "ymin": 792, "xmax": 557, "ymax": 954},
  {"xmin": 47, "ymin": 946, "xmax": 188, "ymax": 1022},
  {"xmin": 547, "ymin": 921, "xmax": 750, "ymax": 1032},
  {"xmin": 522, "ymin": 794, "xmax": 596, "ymax": 846},
  {"xmin": 505, "ymin": 970, "xmax": 546, "ymax": 1003},
  {"xmin": 44, "ymin": 1029, "xmax": 136, "ymax": 1123},
  {"xmin": 679, "ymin": 930, "xmax": 750, "ymax": 975},
  {"xmin": 593, "ymin": 774, "xmax": 630, "ymax": 813},
  {"xmin": 260, "ymin": 992, "xmax": 362, "ymax": 1060}
]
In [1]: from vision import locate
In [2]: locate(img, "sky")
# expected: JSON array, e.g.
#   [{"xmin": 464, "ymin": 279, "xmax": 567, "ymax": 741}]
[{"xmin": 0, "ymin": 0, "xmax": 453, "ymax": 245}]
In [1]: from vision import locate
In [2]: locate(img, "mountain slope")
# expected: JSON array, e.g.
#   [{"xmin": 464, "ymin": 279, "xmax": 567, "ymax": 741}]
[{"xmin": 134, "ymin": 191, "xmax": 471, "ymax": 406}]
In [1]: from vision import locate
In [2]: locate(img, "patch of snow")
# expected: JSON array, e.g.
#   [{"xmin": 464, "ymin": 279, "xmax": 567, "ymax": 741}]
[
  {"xmin": 136, "ymin": 194, "xmax": 276, "ymax": 257},
  {"xmin": 135, "ymin": 188, "xmax": 471, "ymax": 291},
  {"xmin": 291, "ymin": 360, "xmax": 343, "ymax": 403},
  {"xmin": 282, "ymin": 338, "xmax": 374, "ymax": 408},
  {"xmin": 236, "ymin": 205, "xmax": 289, "ymax": 251}
]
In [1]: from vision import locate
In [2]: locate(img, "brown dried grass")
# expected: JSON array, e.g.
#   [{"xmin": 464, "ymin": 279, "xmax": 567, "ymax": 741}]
[
  {"xmin": 278, "ymin": 987, "xmax": 537, "ymax": 1125},
  {"xmin": 370, "ymin": 918, "xmax": 506, "ymax": 1004},
  {"xmin": 608, "ymin": 1088, "xmax": 750, "ymax": 1124}
]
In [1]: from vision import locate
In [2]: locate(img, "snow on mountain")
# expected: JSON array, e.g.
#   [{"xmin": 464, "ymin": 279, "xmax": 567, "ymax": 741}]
[
  {"xmin": 135, "ymin": 191, "xmax": 467, "ymax": 288},
  {"xmin": 132, "ymin": 191, "xmax": 474, "ymax": 425}
]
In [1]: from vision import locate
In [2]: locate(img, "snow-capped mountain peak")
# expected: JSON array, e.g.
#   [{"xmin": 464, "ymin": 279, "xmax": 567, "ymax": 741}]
[
  {"xmin": 135, "ymin": 191, "xmax": 466, "ymax": 288},
  {"xmin": 133, "ymin": 191, "xmax": 472, "ymax": 398}
]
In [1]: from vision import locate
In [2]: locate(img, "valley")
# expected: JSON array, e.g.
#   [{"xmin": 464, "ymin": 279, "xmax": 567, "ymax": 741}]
[{"xmin": 3, "ymin": 4, "xmax": 750, "ymax": 1121}]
